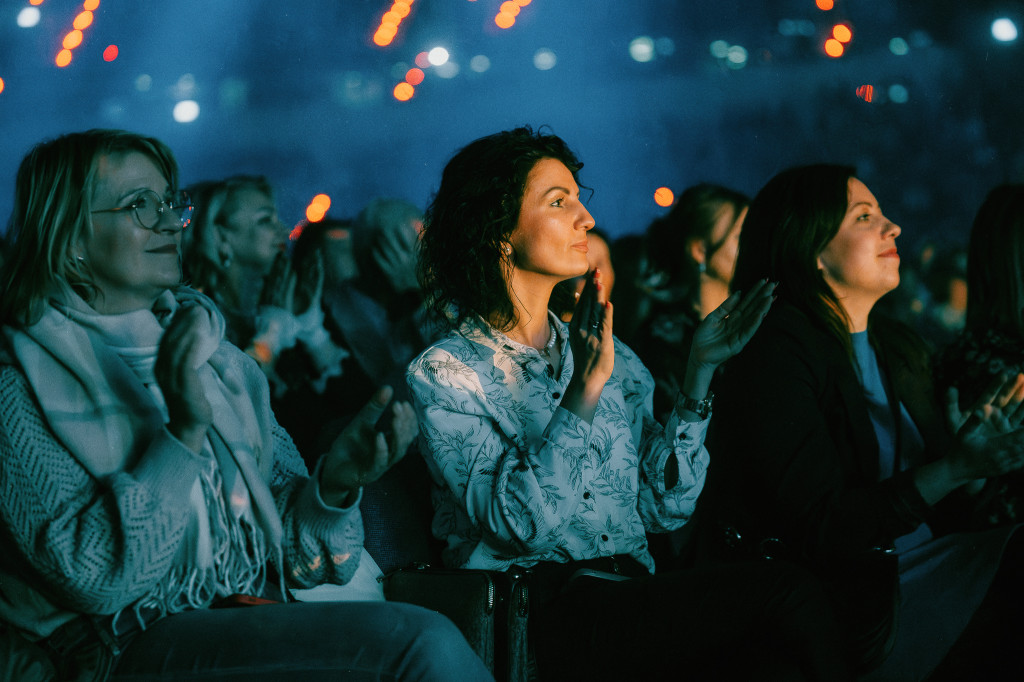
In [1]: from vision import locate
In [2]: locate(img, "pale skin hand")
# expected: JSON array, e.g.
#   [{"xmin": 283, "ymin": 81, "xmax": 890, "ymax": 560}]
[
  {"xmin": 259, "ymin": 250, "xmax": 325, "ymax": 315},
  {"xmin": 678, "ymin": 279, "xmax": 776, "ymax": 416},
  {"xmin": 561, "ymin": 269, "xmax": 614, "ymax": 424},
  {"xmin": 155, "ymin": 305, "xmax": 214, "ymax": 453},
  {"xmin": 320, "ymin": 386, "xmax": 419, "ymax": 507},
  {"xmin": 915, "ymin": 373, "xmax": 1024, "ymax": 504}
]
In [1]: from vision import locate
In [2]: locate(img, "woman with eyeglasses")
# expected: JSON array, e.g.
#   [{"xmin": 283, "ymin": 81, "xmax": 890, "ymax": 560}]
[{"xmin": 0, "ymin": 130, "xmax": 492, "ymax": 681}]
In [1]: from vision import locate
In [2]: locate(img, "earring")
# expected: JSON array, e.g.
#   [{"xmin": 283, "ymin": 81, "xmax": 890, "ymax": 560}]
[
  {"xmin": 503, "ymin": 243, "xmax": 512, "ymax": 256},
  {"xmin": 698, "ymin": 261, "xmax": 706, "ymax": 274}
]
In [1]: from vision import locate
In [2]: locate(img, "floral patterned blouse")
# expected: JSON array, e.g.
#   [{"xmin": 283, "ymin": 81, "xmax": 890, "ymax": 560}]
[{"xmin": 406, "ymin": 313, "xmax": 710, "ymax": 572}]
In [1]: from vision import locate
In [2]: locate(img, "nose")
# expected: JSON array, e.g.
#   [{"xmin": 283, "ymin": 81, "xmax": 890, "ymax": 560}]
[
  {"xmin": 153, "ymin": 206, "xmax": 187, "ymax": 234},
  {"xmin": 884, "ymin": 217, "xmax": 900, "ymax": 238},
  {"xmin": 579, "ymin": 204, "xmax": 596, "ymax": 231}
]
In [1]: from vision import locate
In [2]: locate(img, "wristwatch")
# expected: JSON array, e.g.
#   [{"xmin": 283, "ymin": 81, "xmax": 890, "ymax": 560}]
[{"xmin": 676, "ymin": 390, "xmax": 714, "ymax": 420}]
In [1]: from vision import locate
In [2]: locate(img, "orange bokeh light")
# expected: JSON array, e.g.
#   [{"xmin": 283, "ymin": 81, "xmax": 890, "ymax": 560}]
[
  {"xmin": 373, "ymin": 31, "xmax": 393, "ymax": 47},
  {"xmin": 63, "ymin": 30, "xmax": 83, "ymax": 50},
  {"xmin": 832, "ymin": 24, "xmax": 852, "ymax": 42},
  {"xmin": 30, "ymin": 0, "xmax": 44, "ymax": 5},
  {"xmin": 56, "ymin": 49, "xmax": 73, "ymax": 67},
  {"xmin": 381, "ymin": 11, "xmax": 400, "ymax": 26},
  {"xmin": 391, "ymin": 2, "xmax": 410, "ymax": 18},
  {"xmin": 0, "ymin": 78, "xmax": 5, "ymax": 95},
  {"xmin": 305, "ymin": 206, "xmax": 327, "ymax": 223},
  {"xmin": 310, "ymin": 193, "xmax": 331, "ymax": 210},
  {"xmin": 406, "ymin": 67, "xmax": 425, "ymax": 85},
  {"xmin": 103, "ymin": 44, "xmax": 118, "ymax": 61},
  {"xmin": 500, "ymin": 1, "xmax": 520, "ymax": 15},
  {"xmin": 289, "ymin": 224, "xmax": 305, "ymax": 242},
  {"xmin": 824, "ymin": 38, "xmax": 844, "ymax": 57},
  {"xmin": 653, "ymin": 187, "xmax": 675, "ymax": 207},
  {"xmin": 515, "ymin": 0, "xmax": 532, "ymax": 5},
  {"xmin": 414, "ymin": 52, "xmax": 430, "ymax": 68},
  {"xmin": 73, "ymin": 10, "xmax": 94, "ymax": 30},
  {"xmin": 816, "ymin": 0, "xmax": 834, "ymax": 9},
  {"xmin": 83, "ymin": 0, "xmax": 100, "ymax": 10},
  {"xmin": 855, "ymin": 84, "xmax": 874, "ymax": 102},
  {"xmin": 393, "ymin": 82, "xmax": 415, "ymax": 101},
  {"xmin": 495, "ymin": 12, "xmax": 515, "ymax": 29}
]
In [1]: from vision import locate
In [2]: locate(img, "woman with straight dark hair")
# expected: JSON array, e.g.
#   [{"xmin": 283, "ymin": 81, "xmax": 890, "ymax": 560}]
[
  {"xmin": 702, "ymin": 164, "xmax": 1024, "ymax": 680},
  {"xmin": 408, "ymin": 127, "xmax": 853, "ymax": 681}
]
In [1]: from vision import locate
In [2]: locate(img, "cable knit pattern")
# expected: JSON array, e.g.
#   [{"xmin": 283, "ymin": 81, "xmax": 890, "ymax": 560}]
[{"xmin": 0, "ymin": 341, "xmax": 363, "ymax": 640}]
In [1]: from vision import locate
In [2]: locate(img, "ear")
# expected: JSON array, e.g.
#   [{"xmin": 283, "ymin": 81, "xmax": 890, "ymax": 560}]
[
  {"xmin": 687, "ymin": 237, "xmax": 706, "ymax": 266},
  {"xmin": 816, "ymin": 254, "xmax": 825, "ymax": 270}
]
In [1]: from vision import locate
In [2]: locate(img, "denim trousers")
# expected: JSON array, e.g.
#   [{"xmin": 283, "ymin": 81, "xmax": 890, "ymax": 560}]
[{"xmin": 109, "ymin": 600, "xmax": 494, "ymax": 681}]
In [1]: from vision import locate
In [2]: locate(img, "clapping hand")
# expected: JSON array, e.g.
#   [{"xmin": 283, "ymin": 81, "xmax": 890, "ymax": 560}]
[
  {"xmin": 156, "ymin": 305, "xmax": 214, "ymax": 453},
  {"xmin": 944, "ymin": 373, "xmax": 1024, "ymax": 486},
  {"xmin": 320, "ymin": 386, "xmax": 418, "ymax": 507},
  {"xmin": 567, "ymin": 269, "xmax": 615, "ymax": 392},
  {"xmin": 946, "ymin": 373, "xmax": 1024, "ymax": 435},
  {"xmin": 689, "ymin": 279, "xmax": 775, "ymax": 370},
  {"xmin": 260, "ymin": 251, "xmax": 325, "ymax": 316}
]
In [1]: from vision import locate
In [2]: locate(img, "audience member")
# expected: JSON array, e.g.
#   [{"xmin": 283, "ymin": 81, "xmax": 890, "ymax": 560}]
[
  {"xmin": 632, "ymin": 183, "xmax": 749, "ymax": 422},
  {"xmin": 548, "ymin": 227, "xmax": 615, "ymax": 321},
  {"xmin": 408, "ymin": 127, "xmax": 850, "ymax": 681},
  {"xmin": 0, "ymin": 129, "xmax": 492, "ymax": 681},
  {"xmin": 702, "ymin": 164, "xmax": 1024, "ymax": 680},
  {"xmin": 936, "ymin": 184, "xmax": 1024, "ymax": 527}
]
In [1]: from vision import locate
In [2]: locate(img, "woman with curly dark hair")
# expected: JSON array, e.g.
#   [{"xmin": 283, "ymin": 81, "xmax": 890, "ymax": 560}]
[{"xmin": 408, "ymin": 126, "xmax": 851, "ymax": 680}]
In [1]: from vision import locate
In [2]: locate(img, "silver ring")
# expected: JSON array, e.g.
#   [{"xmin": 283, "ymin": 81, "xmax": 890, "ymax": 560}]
[{"xmin": 590, "ymin": 322, "xmax": 600, "ymax": 330}]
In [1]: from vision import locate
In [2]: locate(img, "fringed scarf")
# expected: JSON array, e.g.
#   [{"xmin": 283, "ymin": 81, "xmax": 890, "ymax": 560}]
[{"xmin": 3, "ymin": 287, "xmax": 284, "ymax": 619}]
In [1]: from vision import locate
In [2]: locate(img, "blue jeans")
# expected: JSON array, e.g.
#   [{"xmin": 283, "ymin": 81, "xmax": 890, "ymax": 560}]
[{"xmin": 110, "ymin": 601, "xmax": 493, "ymax": 681}]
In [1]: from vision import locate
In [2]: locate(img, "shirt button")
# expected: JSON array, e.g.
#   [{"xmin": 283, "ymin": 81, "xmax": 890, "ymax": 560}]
[
  {"xmin": 600, "ymin": 534, "xmax": 609, "ymax": 542},
  {"xmin": 583, "ymin": 491, "xmax": 591, "ymax": 499},
  {"xmin": 552, "ymin": 391, "xmax": 561, "ymax": 399}
]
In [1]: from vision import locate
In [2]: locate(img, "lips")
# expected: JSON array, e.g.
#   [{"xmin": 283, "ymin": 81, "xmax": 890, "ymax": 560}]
[
  {"xmin": 879, "ymin": 248, "xmax": 899, "ymax": 258},
  {"xmin": 147, "ymin": 245, "xmax": 179, "ymax": 254},
  {"xmin": 572, "ymin": 241, "xmax": 589, "ymax": 252}
]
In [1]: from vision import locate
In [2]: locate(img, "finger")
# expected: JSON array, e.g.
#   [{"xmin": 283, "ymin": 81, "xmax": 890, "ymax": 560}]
[
  {"xmin": 569, "ymin": 271, "xmax": 599, "ymax": 335},
  {"xmin": 969, "ymin": 373, "xmax": 1013, "ymax": 415},
  {"xmin": 993, "ymin": 374, "xmax": 1022, "ymax": 409},
  {"xmin": 729, "ymin": 279, "xmax": 774, "ymax": 319},
  {"xmin": 354, "ymin": 385, "xmax": 394, "ymax": 429},
  {"xmin": 945, "ymin": 386, "xmax": 963, "ymax": 428},
  {"xmin": 599, "ymin": 301, "xmax": 614, "ymax": 340}
]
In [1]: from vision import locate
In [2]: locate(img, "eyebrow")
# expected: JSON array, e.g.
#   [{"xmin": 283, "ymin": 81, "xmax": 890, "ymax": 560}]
[
  {"xmin": 542, "ymin": 185, "xmax": 578, "ymax": 198},
  {"xmin": 114, "ymin": 185, "xmax": 168, "ymax": 204},
  {"xmin": 846, "ymin": 200, "xmax": 875, "ymax": 213}
]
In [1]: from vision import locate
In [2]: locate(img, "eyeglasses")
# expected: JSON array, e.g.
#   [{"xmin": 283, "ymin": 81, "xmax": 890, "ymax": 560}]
[{"xmin": 91, "ymin": 189, "xmax": 194, "ymax": 230}]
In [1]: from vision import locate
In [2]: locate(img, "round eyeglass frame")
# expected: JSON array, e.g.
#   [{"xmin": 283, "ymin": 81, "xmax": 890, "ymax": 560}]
[{"xmin": 91, "ymin": 189, "xmax": 194, "ymax": 230}]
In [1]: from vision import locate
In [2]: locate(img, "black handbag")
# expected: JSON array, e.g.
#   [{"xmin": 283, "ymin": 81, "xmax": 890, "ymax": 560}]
[{"xmin": 382, "ymin": 564, "xmax": 531, "ymax": 682}]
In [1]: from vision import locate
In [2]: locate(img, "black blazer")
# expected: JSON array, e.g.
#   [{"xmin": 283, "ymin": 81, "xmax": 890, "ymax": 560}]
[{"xmin": 701, "ymin": 301, "xmax": 949, "ymax": 564}]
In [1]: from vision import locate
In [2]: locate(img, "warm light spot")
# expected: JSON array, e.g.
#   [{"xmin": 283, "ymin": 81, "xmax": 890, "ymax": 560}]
[
  {"xmin": 311, "ymin": 193, "xmax": 331, "ymax": 210},
  {"xmin": 377, "ymin": 24, "xmax": 398, "ymax": 39},
  {"xmin": 500, "ymin": 1, "xmax": 520, "ymax": 16},
  {"xmin": 654, "ymin": 187, "xmax": 674, "ymax": 207},
  {"xmin": 56, "ymin": 49, "xmax": 73, "ymax": 67},
  {"xmin": 515, "ymin": 0, "xmax": 532, "ymax": 5},
  {"xmin": 381, "ymin": 11, "xmax": 400, "ymax": 26},
  {"xmin": 30, "ymin": 0, "xmax": 44, "ymax": 5},
  {"xmin": 393, "ymin": 81, "xmax": 414, "ymax": 101},
  {"xmin": 102, "ymin": 44, "xmax": 118, "ymax": 61},
  {"xmin": 832, "ymin": 24, "xmax": 852, "ymax": 42},
  {"xmin": 824, "ymin": 38, "xmax": 844, "ymax": 57},
  {"xmin": 83, "ymin": 0, "xmax": 100, "ymax": 9},
  {"xmin": 306, "ymin": 206, "xmax": 327, "ymax": 222},
  {"xmin": 495, "ymin": 12, "xmax": 515, "ymax": 29},
  {"xmin": 63, "ymin": 30, "xmax": 83, "ymax": 49},
  {"xmin": 73, "ymin": 10, "xmax": 93, "ymax": 30},
  {"xmin": 0, "ymin": 78, "xmax": 5, "ymax": 95},
  {"xmin": 855, "ymin": 84, "xmax": 874, "ymax": 102},
  {"xmin": 815, "ymin": 0, "xmax": 834, "ymax": 9},
  {"xmin": 414, "ymin": 52, "xmax": 430, "ymax": 68},
  {"xmin": 391, "ymin": 2, "xmax": 410, "ymax": 18},
  {"xmin": 373, "ymin": 30, "xmax": 393, "ymax": 46},
  {"xmin": 406, "ymin": 67, "xmax": 424, "ymax": 85}
]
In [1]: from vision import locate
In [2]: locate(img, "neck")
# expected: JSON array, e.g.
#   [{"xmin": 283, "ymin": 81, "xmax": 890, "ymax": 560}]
[
  {"xmin": 222, "ymin": 264, "xmax": 265, "ymax": 313},
  {"xmin": 500, "ymin": 270, "xmax": 557, "ymax": 348},
  {"xmin": 835, "ymin": 292, "xmax": 876, "ymax": 333},
  {"xmin": 698, "ymin": 275, "xmax": 731, "ymax": 319}
]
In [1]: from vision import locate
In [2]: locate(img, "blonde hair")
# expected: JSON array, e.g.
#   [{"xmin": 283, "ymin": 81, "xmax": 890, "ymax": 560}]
[{"xmin": 0, "ymin": 129, "xmax": 179, "ymax": 326}]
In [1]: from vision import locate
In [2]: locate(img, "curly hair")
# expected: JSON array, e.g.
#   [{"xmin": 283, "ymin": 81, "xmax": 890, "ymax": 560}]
[
  {"xmin": 732, "ymin": 164, "xmax": 857, "ymax": 353},
  {"xmin": 0, "ymin": 129, "xmax": 179, "ymax": 326},
  {"xmin": 419, "ymin": 126, "xmax": 584, "ymax": 332}
]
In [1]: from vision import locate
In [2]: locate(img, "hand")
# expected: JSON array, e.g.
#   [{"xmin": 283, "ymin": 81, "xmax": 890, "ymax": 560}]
[
  {"xmin": 949, "ymin": 411, "xmax": 1024, "ymax": 481},
  {"xmin": 293, "ymin": 250, "xmax": 325, "ymax": 315},
  {"xmin": 155, "ymin": 305, "xmax": 214, "ymax": 452},
  {"xmin": 688, "ymin": 279, "xmax": 775, "ymax": 371},
  {"xmin": 320, "ymin": 386, "xmax": 418, "ymax": 506},
  {"xmin": 374, "ymin": 225, "xmax": 420, "ymax": 294},
  {"xmin": 946, "ymin": 373, "xmax": 1024, "ymax": 434},
  {"xmin": 259, "ymin": 251, "xmax": 298, "ymax": 311},
  {"xmin": 567, "ymin": 269, "xmax": 615, "ymax": 399}
]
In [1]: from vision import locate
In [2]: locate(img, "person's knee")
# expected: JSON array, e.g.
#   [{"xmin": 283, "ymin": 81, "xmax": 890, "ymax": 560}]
[{"xmin": 391, "ymin": 604, "xmax": 493, "ymax": 681}]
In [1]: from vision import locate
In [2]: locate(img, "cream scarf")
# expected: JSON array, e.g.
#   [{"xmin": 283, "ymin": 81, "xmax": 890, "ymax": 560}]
[{"xmin": 3, "ymin": 287, "xmax": 284, "ymax": 615}]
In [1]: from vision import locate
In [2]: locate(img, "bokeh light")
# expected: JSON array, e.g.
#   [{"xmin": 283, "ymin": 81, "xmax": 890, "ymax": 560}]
[
  {"xmin": 405, "ymin": 67, "xmax": 424, "ymax": 85},
  {"xmin": 832, "ymin": 24, "xmax": 852, "ymax": 43},
  {"xmin": 888, "ymin": 83, "xmax": 909, "ymax": 103},
  {"xmin": 709, "ymin": 40, "xmax": 729, "ymax": 58},
  {"xmin": 726, "ymin": 45, "xmax": 748, "ymax": 68},
  {"xmin": 393, "ymin": 81, "xmax": 414, "ymax": 101},
  {"xmin": 992, "ymin": 18, "xmax": 1019, "ymax": 42},
  {"xmin": 103, "ymin": 44, "xmax": 118, "ymax": 61},
  {"xmin": 629, "ymin": 36, "xmax": 656, "ymax": 63},
  {"xmin": 889, "ymin": 37, "xmax": 909, "ymax": 55},
  {"xmin": 824, "ymin": 38, "xmax": 845, "ymax": 57},
  {"xmin": 654, "ymin": 187, "xmax": 674, "ymax": 207},
  {"xmin": 500, "ymin": 1, "xmax": 520, "ymax": 16},
  {"xmin": 533, "ymin": 49, "xmax": 556, "ymax": 70},
  {"xmin": 173, "ymin": 100, "xmax": 200, "ymax": 123},
  {"xmin": 427, "ymin": 47, "xmax": 449, "ymax": 66},
  {"xmin": 414, "ymin": 51, "xmax": 430, "ymax": 68},
  {"xmin": 73, "ymin": 11, "xmax": 94, "ymax": 30},
  {"xmin": 0, "ymin": 78, "xmax": 5, "ymax": 95},
  {"xmin": 135, "ymin": 74, "xmax": 153, "ymax": 92},
  {"xmin": 63, "ymin": 30, "xmax": 83, "ymax": 50},
  {"xmin": 55, "ymin": 49, "xmax": 72, "ymax": 67},
  {"xmin": 469, "ymin": 54, "xmax": 491, "ymax": 72},
  {"xmin": 17, "ymin": 7, "xmax": 41, "ymax": 27},
  {"xmin": 856, "ymin": 84, "xmax": 874, "ymax": 102},
  {"xmin": 83, "ymin": 0, "xmax": 100, "ymax": 10},
  {"xmin": 816, "ymin": 0, "xmax": 834, "ymax": 10},
  {"xmin": 495, "ymin": 12, "xmax": 515, "ymax": 29},
  {"xmin": 29, "ymin": 0, "xmax": 44, "ymax": 5},
  {"xmin": 306, "ymin": 194, "xmax": 331, "ymax": 222}
]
